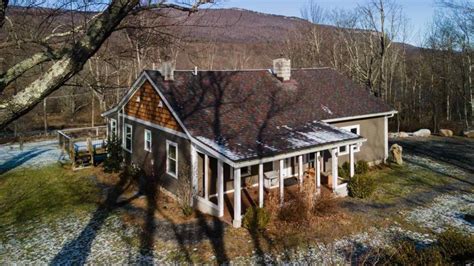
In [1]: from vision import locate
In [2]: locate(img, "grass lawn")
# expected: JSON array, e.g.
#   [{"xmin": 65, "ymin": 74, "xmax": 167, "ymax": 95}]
[
  {"xmin": 367, "ymin": 163, "xmax": 458, "ymax": 205},
  {"xmin": 0, "ymin": 164, "xmax": 101, "ymax": 232}
]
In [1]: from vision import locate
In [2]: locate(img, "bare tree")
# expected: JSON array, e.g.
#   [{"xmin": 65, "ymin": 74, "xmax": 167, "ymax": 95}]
[{"xmin": 0, "ymin": 0, "xmax": 211, "ymax": 129}]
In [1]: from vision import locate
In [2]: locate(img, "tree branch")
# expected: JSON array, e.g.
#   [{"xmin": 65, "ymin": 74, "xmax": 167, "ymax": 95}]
[{"xmin": 0, "ymin": 0, "xmax": 7, "ymax": 28}]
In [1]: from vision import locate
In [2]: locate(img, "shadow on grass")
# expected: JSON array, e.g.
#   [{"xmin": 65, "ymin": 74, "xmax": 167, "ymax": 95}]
[
  {"xmin": 0, "ymin": 149, "xmax": 49, "ymax": 175},
  {"xmin": 50, "ymin": 172, "xmax": 137, "ymax": 265}
]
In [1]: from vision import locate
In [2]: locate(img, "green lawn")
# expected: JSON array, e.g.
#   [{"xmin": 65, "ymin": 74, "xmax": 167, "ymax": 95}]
[
  {"xmin": 0, "ymin": 165, "xmax": 100, "ymax": 231},
  {"xmin": 368, "ymin": 163, "xmax": 456, "ymax": 204}
]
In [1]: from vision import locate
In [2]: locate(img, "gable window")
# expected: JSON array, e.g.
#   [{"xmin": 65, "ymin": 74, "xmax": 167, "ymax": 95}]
[
  {"xmin": 339, "ymin": 125, "xmax": 361, "ymax": 155},
  {"xmin": 158, "ymin": 100, "xmax": 163, "ymax": 108},
  {"xmin": 124, "ymin": 124, "xmax": 132, "ymax": 152},
  {"xmin": 166, "ymin": 140, "xmax": 178, "ymax": 178},
  {"xmin": 144, "ymin": 129, "xmax": 152, "ymax": 152},
  {"xmin": 135, "ymin": 96, "xmax": 141, "ymax": 103},
  {"xmin": 110, "ymin": 119, "xmax": 117, "ymax": 136}
]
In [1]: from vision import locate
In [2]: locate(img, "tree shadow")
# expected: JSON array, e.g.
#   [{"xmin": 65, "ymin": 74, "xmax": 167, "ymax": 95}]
[
  {"xmin": 195, "ymin": 211, "xmax": 228, "ymax": 264},
  {"xmin": 0, "ymin": 149, "xmax": 48, "ymax": 175},
  {"xmin": 51, "ymin": 171, "xmax": 137, "ymax": 265}
]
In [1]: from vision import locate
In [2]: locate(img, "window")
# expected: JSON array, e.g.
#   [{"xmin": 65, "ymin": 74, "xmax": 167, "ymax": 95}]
[
  {"xmin": 110, "ymin": 119, "xmax": 117, "ymax": 136},
  {"xmin": 241, "ymin": 166, "xmax": 251, "ymax": 177},
  {"xmin": 144, "ymin": 129, "xmax": 152, "ymax": 152},
  {"xmin": 124, "ymin": 124, "xmax": 132, "ymax": 152},
  {"xmin": 158, "ymin": 100, "xmax": 163, "ymax": 108},
  {"xmin": 135, "ymin": 96, "xmax": 141, "ymax": 103},
  {"xmin": 339, "ymin": 125, "xmax": 361, "ymax": 155},
  {"xmin": 166, "ymin": 140, "xmax": 178, "ymax": 178}
]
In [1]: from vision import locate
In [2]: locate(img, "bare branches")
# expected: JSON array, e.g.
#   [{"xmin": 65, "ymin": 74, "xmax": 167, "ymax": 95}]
[{"xmin": 0, "ymin": 0, "xmax": 7, "ymax": 28}]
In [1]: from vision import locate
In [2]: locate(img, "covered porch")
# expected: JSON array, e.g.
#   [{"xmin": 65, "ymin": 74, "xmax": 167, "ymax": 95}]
[{"xmin": 192, "ymin": 141, "xmax": 362, "ymax": 228}]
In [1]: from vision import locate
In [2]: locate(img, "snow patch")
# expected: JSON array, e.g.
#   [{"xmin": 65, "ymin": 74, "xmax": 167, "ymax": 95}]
[
  {"xmin": 321, "ymin": 104, "xmax": 333, "ymax": 115},
  {"xmin": 196, "ymin": 136, "xmax": 243, "ymax": 161}
]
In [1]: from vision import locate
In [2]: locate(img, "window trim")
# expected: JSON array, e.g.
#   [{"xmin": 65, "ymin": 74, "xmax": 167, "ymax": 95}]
[
  {"xmin": 124, "ymin": 123, "xmax": 133, "ymax": 153},
  {"xmin": 339, "ymin": 125, "xmax": 361, "ymax": 155},
  {"xmin": 166, "ymin": 140, "xmax": 178, "ymax": 178},
  {"xmin": 110, "ymin": 118, "xmax": 117, "ymax": 136},
  {"xmin": 144, "ymin": 129, "xmax": 152, "ymax": 152}
]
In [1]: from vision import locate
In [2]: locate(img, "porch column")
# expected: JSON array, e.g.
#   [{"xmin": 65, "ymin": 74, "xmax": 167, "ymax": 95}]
[
  {"xmin": 279, "ymin": 159, "xmax": 284, "ymax": 205},
  {"xmin": 298, "ymin": 155, "xmax": 304, "ymax": 184},
  {"xmin": 217, "ymin": 160, "xmax": 224, "ymax": 217},
  {"xmin": 349, "ymin": 144, "xmax": 355, "ymax": 178},
  {"xmin": 331, "ymin": 148, "xmax": 338, "ymax": 191},
  {"xmin": 258, "ymin": 163, "xmax": 264, "ymax": 208},
  {"xmin": 204, "ymin": 154, "xmax": 209, "ymax": 200},
  {"xmin": 190, "ymin": 145, "xmax": 198, "ymax": 206},
  {"xmin": 233, "ymin": 167, "xmax": 242, "ymax": 228},
  {"xmin": 316, "ymin": 152, "xmax": 321, "ymax": 189}
]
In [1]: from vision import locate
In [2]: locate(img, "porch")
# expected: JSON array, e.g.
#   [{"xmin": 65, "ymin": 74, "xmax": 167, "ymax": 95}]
[{"xmin": 192, "ymin": 143, "xmax": 360, "ymax": 228}]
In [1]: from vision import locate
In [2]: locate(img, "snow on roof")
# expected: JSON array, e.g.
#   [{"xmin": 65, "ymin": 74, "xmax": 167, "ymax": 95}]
[{"xmin": 196, "ymin": 121, "xmax": 362, "ymax": 162}]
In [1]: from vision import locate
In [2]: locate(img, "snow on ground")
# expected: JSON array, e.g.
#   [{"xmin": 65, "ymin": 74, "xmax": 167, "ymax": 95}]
[
  {"xmin": 406, "ymin": 193, "xmax": 474, "ymax": 234},
  {"xmin": 0, "ymin": 140, "xmax": 66, "ymax": 173},
  {"xmin": 0, "ymin": 211, "xmax": 167, "ymax": 264}
]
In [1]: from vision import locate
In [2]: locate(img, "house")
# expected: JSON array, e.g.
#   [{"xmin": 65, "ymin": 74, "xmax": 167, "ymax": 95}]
[{"xmin": 102, "ymin": 58, "xmax": 397, "ymax": 228}]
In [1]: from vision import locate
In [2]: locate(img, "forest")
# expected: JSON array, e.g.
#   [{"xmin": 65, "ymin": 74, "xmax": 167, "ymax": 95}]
[{"xmin": 0, "ymin": 0, "xmax": 472, "ymax": 137}]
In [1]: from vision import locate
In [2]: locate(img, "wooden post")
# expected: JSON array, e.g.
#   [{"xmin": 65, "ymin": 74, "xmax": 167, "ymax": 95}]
[
  {"xmin": 349, "ymin": 144, "xmax": 355, "ymax": 178},
  {"xmin": 279, "ymin": 159, "xmax": 284, "ymax": 205},
  {"xmin": 298, "ymin": 155, "xmax": 303, "ymax": 184},
  {"xmin": 87, "ymin": 137, "xmax": 94, "ymax": 166},
  {"xmin": 233, "ymin": 167, "xmax": 242, "ymax": 228},
  {"xmin": 190, "ymin": 145, "xmax": 198, "ymax": 205},
  {"xmin": 217, "ymin": 160, "xmax": 224, "ymax": 217},
  {"xmin": 316, "ymin": 152, "xmax": 321, "ymax": 189},
  {"xmin": 258, "ymin": 163, "xmax": 264, "ymax": 208},
  {"xmin": 331, "ymin": 148, "xmax": 338, "ymax": 191},
  {"xmin": 204, "ymin": 154, "xmax": 209, "ymax": 200}
]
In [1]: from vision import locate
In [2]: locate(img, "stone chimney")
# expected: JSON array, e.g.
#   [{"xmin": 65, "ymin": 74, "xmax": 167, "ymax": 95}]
[
  {"xmin": 273, "ymin": 58, "xmax": 291, "ymax": 81},
  {"xmin": 160, "ymin": 61, "xmax": 175, "ymax": 81}
]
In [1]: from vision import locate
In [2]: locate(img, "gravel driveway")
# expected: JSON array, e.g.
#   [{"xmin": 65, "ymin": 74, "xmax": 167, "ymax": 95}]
[{"xmin": 389, "ymin": 136, "xmax": 474, "ymax": 174}]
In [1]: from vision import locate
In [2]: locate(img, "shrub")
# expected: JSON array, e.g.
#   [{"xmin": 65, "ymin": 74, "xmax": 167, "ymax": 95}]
[
  {"xmin": 437, "ymin": 228, "xmax": 474, "ymax": 262},
  {"xmin": 177, "ymin": 165, "xmax": 194, "ymax": 217},
  {"xmin": 277, "ymin": 189, "xmax": 312, "ymax": 223},
  {"xmin": 355, "ymin": 160, "xmax": 369, "ymax": 175},
  {"xmin": 103, "ymin": 133, "xmax": 123, "ymax": 173},
  {"xmin": 312, "ymin": 190, "xmax": 338, "ymax": 216},
  {"xmin": 380, "ymin": 240, "xmax": 444, "ymax": 265},
  {"xmin": 243, "ymin": 206, "xmax": 270, "ymax": 232},
  {"xmin": 347, "ymin": 174, "xmax": 376, "ymax": 198},
  {"xmin": 338, "ymin": 165, "xmax": 349, "ymax": 179}
]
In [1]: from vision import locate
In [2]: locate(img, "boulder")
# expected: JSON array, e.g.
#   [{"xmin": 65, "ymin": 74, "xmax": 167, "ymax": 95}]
[
  {"xmin": 390, "ymin": 144, "xmax": 403, "ymax": 165},
  {"xmin": 399, "ymin": 131, "xmax": 409, "ymax": 138},
  {"xmin": 413, "ymin": 129, "xmax": 431, "ymax": 137},
  {"xmin": 463, "ymin": 130, "xmax": 474, "ymax": 138},
  {"xmin": 439, "ymin": 129, "xmax": 453, "ymax": 137}
]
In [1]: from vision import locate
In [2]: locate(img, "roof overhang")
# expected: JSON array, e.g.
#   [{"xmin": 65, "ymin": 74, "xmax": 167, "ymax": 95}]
[{"xmin": 322, "ymin": 110, "xmax": 398, "ymax": 123}]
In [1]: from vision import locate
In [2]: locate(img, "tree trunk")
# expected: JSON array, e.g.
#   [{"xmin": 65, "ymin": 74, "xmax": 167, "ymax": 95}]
[{"xmin": 0, "ymin": 0, "xmax": 140, "ymax": 129}]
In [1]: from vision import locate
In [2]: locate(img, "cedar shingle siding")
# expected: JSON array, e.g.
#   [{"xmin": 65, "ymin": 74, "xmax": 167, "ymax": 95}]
[{"xmin": 125, "ymin": 81, "xmax": 183, "ymax": 132}]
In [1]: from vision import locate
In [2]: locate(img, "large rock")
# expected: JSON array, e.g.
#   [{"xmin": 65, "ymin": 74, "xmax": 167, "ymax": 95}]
[
  {"xmin": 413, "ymin": 129, "xmax": 431, "ymax": 137},
  {"xmin": 399, "ymin": 132, "xmax": 409, "ymax": 138},
  {"xmin": 463, "ymin": 130, "xmax": 474, "ymax": 138},
  {"xmin": 390, "ymin": 144, "xmax": 403, "ymax": 165},
  {"xmin": 439, "ymin": 129, "xmax": 454, "ymax": 137}
]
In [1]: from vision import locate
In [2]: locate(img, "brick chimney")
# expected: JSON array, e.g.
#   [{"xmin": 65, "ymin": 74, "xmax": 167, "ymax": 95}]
[
  {"xmin": 273, "ymin": 58, "xmax": 291, "ymax": 81},
  {"xmin": 160, "ymin": 61, "xmax": 175, "ymax": 81}
]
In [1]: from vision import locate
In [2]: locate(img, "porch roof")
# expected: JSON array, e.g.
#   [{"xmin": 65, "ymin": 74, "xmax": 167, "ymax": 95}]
[{"xmin": 195, "ymin": 120, "xmax": 362, "ymax": 162}]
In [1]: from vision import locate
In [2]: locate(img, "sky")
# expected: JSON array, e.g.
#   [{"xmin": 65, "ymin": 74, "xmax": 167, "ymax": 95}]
[{"xmin": 211, "ymin": 0, "xmax": 438, "ymax": 46}]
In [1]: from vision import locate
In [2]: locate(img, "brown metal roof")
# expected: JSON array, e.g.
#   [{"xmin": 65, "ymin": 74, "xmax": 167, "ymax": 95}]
[{"xmin": 144, "ymin": 68, "xmax": 393, "ymax": 161}]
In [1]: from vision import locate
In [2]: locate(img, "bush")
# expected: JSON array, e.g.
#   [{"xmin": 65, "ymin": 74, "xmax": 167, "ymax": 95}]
[
  {"xmin": 380, "ymin": 240, "xmax": 444, "ymax": 265},
  {"xmin": 277, "ymin": 189, "xmax": 312, "ymax": 224},
  {"xmin": 355, "ymin": 160, "xmax": 369, "ymax": 175},
  {"xmin": 177, "ymin": 166, "xmax": 194, "ymax": 217},
  {"xmin": 103, "ymin": 133, "xmax": 123, "ymax": 173},
  {"xmin": 347, "ymin": 174, "xmax": 376, "ymax": 198},
  {"xmin": 437, "ymin": 228, "xmax": 474, "ymax": 262},
  {"xmin": 312, "ymin": 190, "xmax": 338, "ymax": 216},
  {"xmin": 339, "ymin": 163, "xmax": 350, "ymax": 179},
  {"xmin": 243, "ymin": 207, "xmax": 270, "ymax": 232}
]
